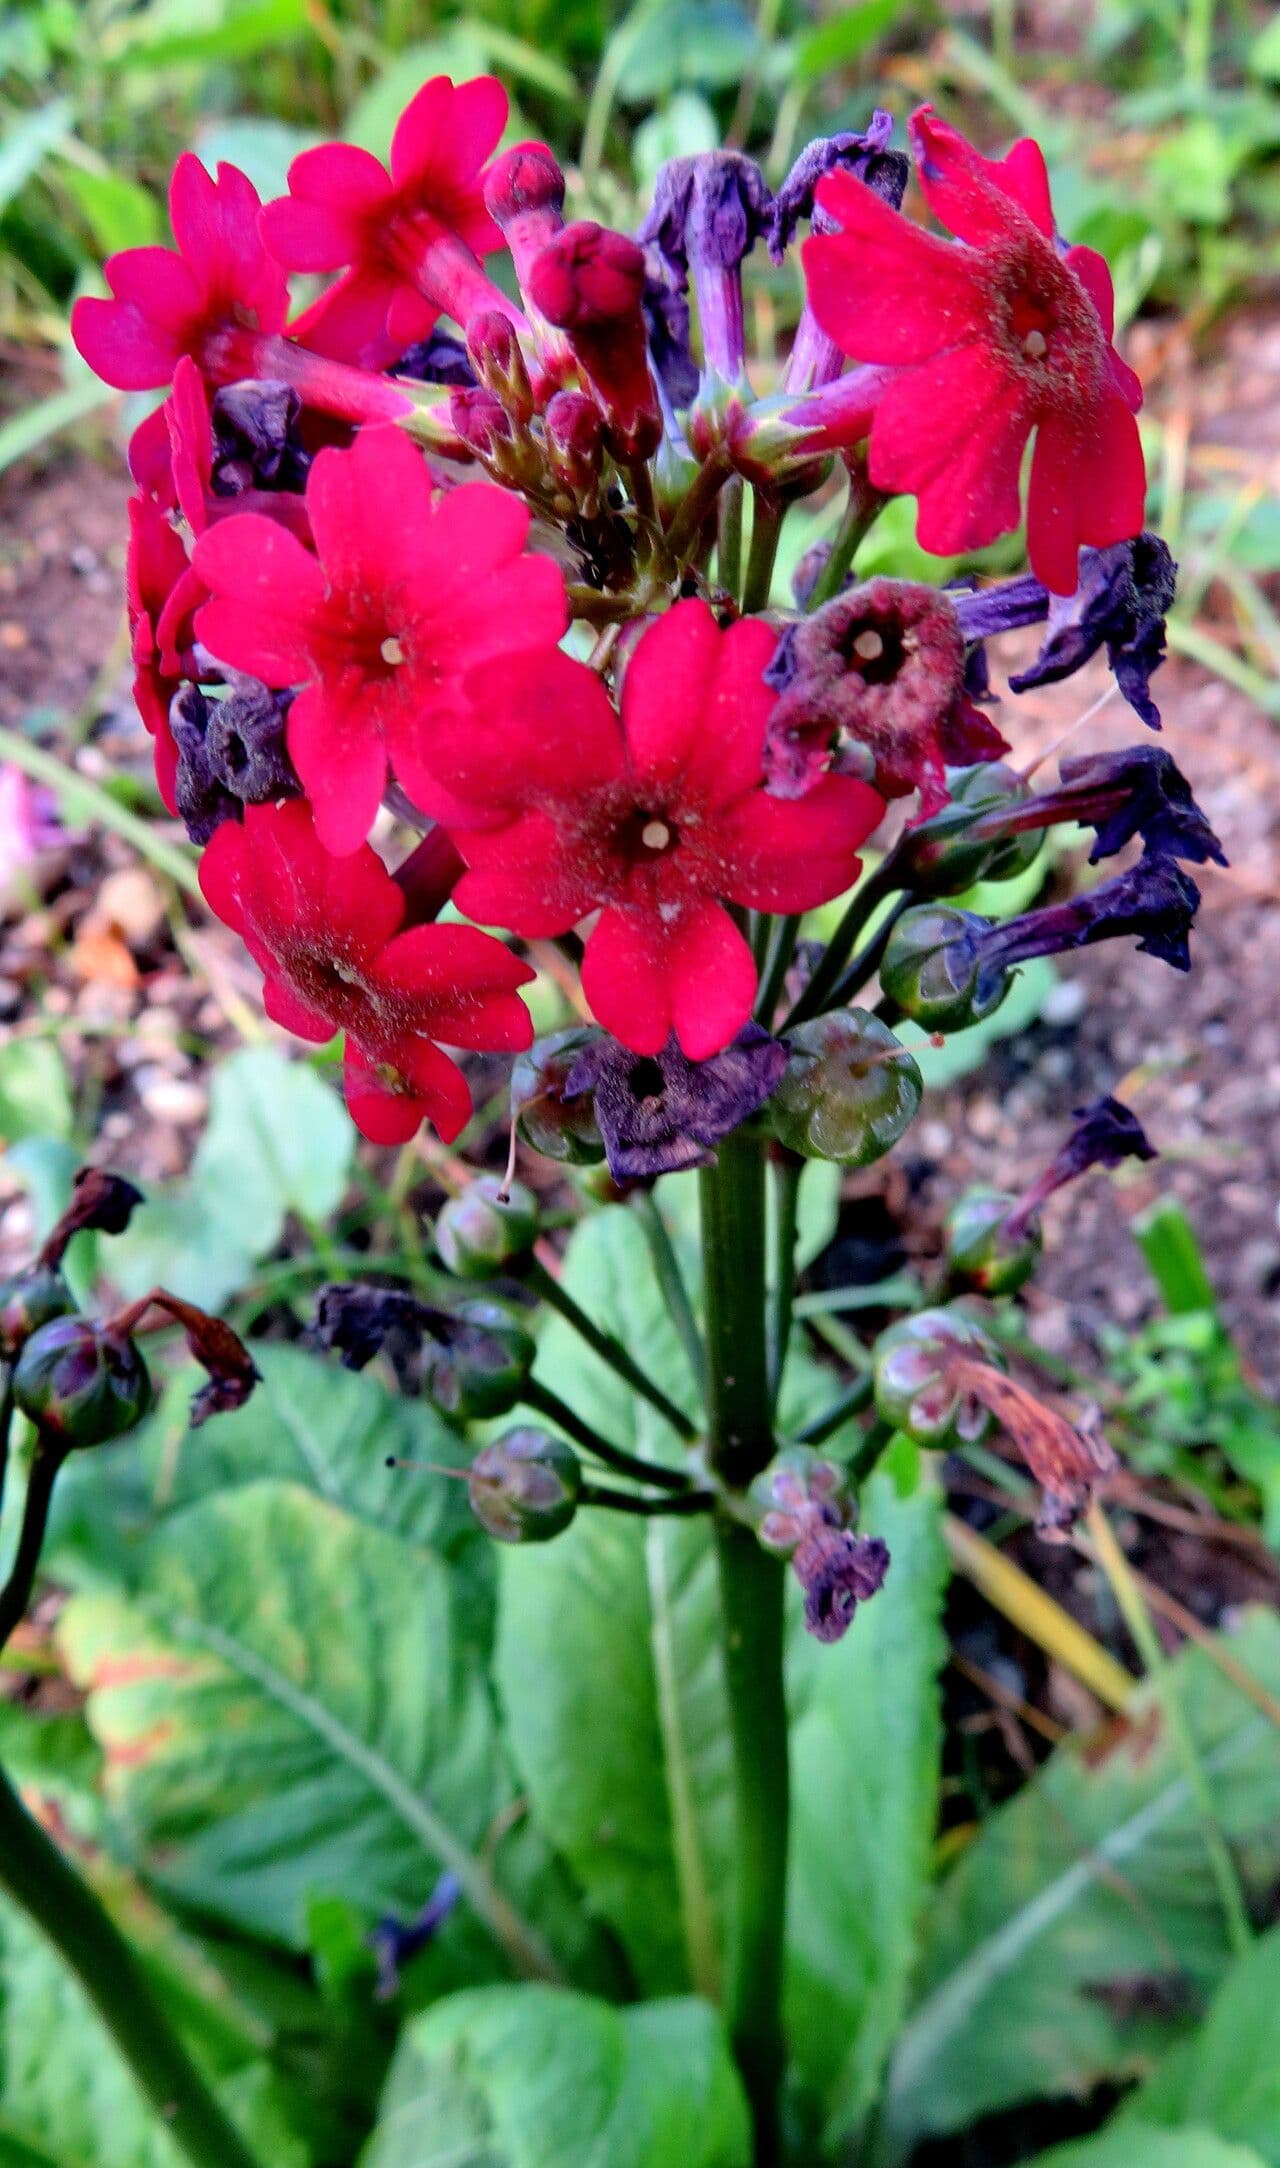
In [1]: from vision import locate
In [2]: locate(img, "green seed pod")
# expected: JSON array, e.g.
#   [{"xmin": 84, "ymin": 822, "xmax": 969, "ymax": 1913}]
[
  {"xmin": 12, "ymin": 1318, "xmax": 152, "ymax": 1448},
  {"xmin": 435, "ymin": 1177, "xmax": 538, "ymax": 1279},
  {"xmin": 510, "ymin": 1028, "xmax": 605, "ymax": 1165},
  {"xmin": 879, "ymin": 906, "xmax": 1009, "ymax": 1032},
  {"xmin": 872, "ymin": 1306, "xmax": 999, "ymax": 1450},
  {"xmin": 771, "ymin": 1009, "xmax": 922, "ymax": 1165},
  {"xmin": 746, "ymin": 1446, "xmax": 852, "ymax": 1556},
  {"xmin": 0, "ymin": 1266, "xmax": 76, "ymax": 1361},
  {"xmin": 425, "ymin": 1300, "xmax": 536, "ymax": 1421},
  {"xmin": 949, "ymin": 761, "xmax": 1044, "ymax": 882},
  {"xmin": 945, "ymin": 1187, "xmax": 1043, "ymax": 1296},
  {"xmin": 468, "ymin": 1426, "xmax": 581, "ymax": 1543}
]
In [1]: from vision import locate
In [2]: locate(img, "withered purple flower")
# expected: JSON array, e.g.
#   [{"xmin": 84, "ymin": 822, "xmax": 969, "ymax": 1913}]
[
  {"xmin": 170, "ymin": 685, "xmax": 240, "ymax": 845},
  {"xmin": 1058, "ymin": 745, "xmax": 1225, "ymax": 869},
  {"xmin": 639, "ymin": 152, "xmax": 772, "ymax": 383},
  {"xmin": 1004, "ymin": 1094, "xmax": 1157, "ymax": 1239},
  {"xmin": 313, "ymin": 1282, "xmax": 432, "ymax": 1372},
  {"xmin": 1007, "ymin": 535, "xmax": 1177, "ymax": 730},
  {"xmin": 369, "ymin": 1872, "xmax": 462, "ymax": 2000},
  {"xmin": 37, "ymin": 1167, "xmax": 144, "ymax": 1269},
  {"xmin": 170, "ymin": 679, "xmax": 300, "ymax": 846},
  {"xmin": 565, "ymin": 1025, "xmax": 787, "ymax": 1181},
  {"xmin": 794, "ymin": 1520, "xmax": 890, "ymax": 1643},
  {"xmin": 979, "ymin": 853, "xmax": 1201, "ymax": 986},
  {"xmin": 769, "ymin": 112, "xmax": 908, "ymax": 260},
  {"xmin": 210, "ymin": 378, "xmax": 311, "ymax": 495},
  {"xmin": 391, "ymin": 329, "xmax": 478, "ymax": 387}
]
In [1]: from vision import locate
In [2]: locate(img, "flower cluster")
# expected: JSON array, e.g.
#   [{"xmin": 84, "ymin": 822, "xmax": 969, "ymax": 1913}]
[{"xmin": 76, "ymin": 72, "xmax": 1200, "ymax": 1195}]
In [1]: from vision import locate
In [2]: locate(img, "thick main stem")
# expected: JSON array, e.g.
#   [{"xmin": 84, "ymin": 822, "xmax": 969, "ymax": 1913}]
[
  {"xmin": 0, "ymin": 1763, "xmax": 266, "ymax": 2168},
  {"xmin": 699, "ymin": 1131, "xmax": 788, "ymax": 2165}
]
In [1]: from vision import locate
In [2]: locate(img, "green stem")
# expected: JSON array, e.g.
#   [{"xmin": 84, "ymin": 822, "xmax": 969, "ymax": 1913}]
[
  {"xmin": 717, "ymin": 474, "xmax": 744, "ymax": 600},
  {"xmin": 580, "ymin": 1483, "xmax": 714, "ymax": 1516},
  {"xmin": 754, "ymin": 913, "xmax": 803, "ymax": 1027},
  {"xmin": 631, "ymin": 1192, "xmax": 707, "ymax": 1407},
  {"xmin": 665, "ymin": 447, "xmax": 732, "ymax": 562},
  {"xmin": 522, "ymin": 1377, "xmax": 691, "ymax": 1492},
  {"xmin": 741, "ymin": 491, "xmax": 785, "ymax": 613},
  {"xmin": 0, "ymin": 1765, "xmax": 267, "ymax": 2168},
  {"xmin": 803, "ymin": 454, "xmax": 885, "ymax": 611},
  {"xmin": 714, "ymin": 1524, "xmax": 789, "ymax": 2167},
  {"xmin": 768, "ymin": 1155, "xmax": 802, "ymax": 1415},
  {"xmin": 825, "ymin": 895, "xmax": 913, "ymax": 1012},
  {"xmin": 796, "ymin": 1372, "xmax": 874, "ymax": 1446},
  {"xmin": 699, "ymin": 1134, "xmax": 788, "ymax": 2162},
  {"xmin": 0, "ymin": 1372, "xmax": 13, "ymax": 1519},
  {"xmin": 0, "ymin": 1432, "xmax": 66, "ymax": 1649},
  {"xmin": 781, "ymin": 857, "xmax": 902, "ymax": 1030},
  {"xmin": 524, "ymin": 1259, "xmax": 697, "ymax": 1440}
]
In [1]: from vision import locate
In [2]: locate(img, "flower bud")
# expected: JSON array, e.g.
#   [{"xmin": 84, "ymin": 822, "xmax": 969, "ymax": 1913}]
[
  {"xmin": 466, "ymin": 312, "xmax": 535, "ymax": 426},
  {"xmin": 511, "ymin": 1029, "xmax": 606, "ymax": 1164},
  {"xmin": 879, "ymin": 906, "xmax": 1008, "ymax": 1031},
  {"xmin": 484, "ymin": 143, "xmax": 567, "ymax": 290},
  {"xmin": 424, "ymin": 1300, "xmax": 536, "ymax": 1421},
  {"xmin": 544, "ymin": 392, "xmax": 605, "ymax": 508},
  {"xmin": 0, "ymin": 1267, "xmax": 76, "ymax": 1361},
  {"xmin": 435, "ymin": 1177, "xmax": 538, "ymax": 1279},
  {"xmin": 12, "ymin": 1317, "xmax": 152, "ymax": 1448},
  {"xmin": 771, "ymin": 1009, "xmax": 921, "ymax": 1166},
  {"xmin": 527, "ymin": 223, "xmax": 661, "ymax": 461},
  {"xmin": 945, "ymin": 1187, "xmax": 1042, "ymax": 1296},
  {"xmin": 468, "ymin": 1426, "xmax": 581, "ymax": 1543},
  {"xmin": 872, "ymin": 1307, "xmax": 999, "ymax": 1450}
]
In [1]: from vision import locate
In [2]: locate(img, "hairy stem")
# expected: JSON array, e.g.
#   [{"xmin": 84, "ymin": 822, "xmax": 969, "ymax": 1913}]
[{"xmin": 0, "ymin": 1756, "xmax": 267, "ymax": 2168}]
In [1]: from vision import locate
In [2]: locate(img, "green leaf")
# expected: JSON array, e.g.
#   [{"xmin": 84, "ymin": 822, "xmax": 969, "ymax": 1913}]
[
  {"xmin": 619, "ymin": 0, "xmax": 760, "ymax": 103},
  {"xmin": 58, "ymin": 1480, "xmax": 550, "ymax": 1972},
  {"xmin": 106, "ymin": 1047, "xmax": 354, "ymax": 1303},
  {"xmin": 0, "ymin": 1037, "xmax": 73, "ymax": 1142},
  {"xmin": 786, "ymin": 1446, "xmax": 947, "ymax": 2145},
  {"xmin": 361, "ymin": 1986, "xmax": 750, "ymax": 2168},
  {"xmin": 1250, "ymin": 15, "xmax": 1280, "ymax": 80},
  {"xmin": 879, "ymin": 1610, "xmax": 1280, "ymax": 2157},
  {"xmin": 192, "ymin": 119, "xmax": 319, "ymax": 206},
  {"xmin": 48, "ymin": 1344, "xmax": 481, "ymax": 1589},
  {"xmin": 0, "ymin": 98, "xmax": 72, "ymax": 214},
  {"xmin": 794, "ymin": 0, "xmax": 915, "ymax": 77},
  {"xmin": 1121, "ymin": 1925, "xmax": 1280, "ymax": 2162},
  {"xmin": 1132, "ymin": 1197, "xmax": 1218, "ymax": 1316},
  {"xmin": 496, "ymin": 1208, "xmax": 727, "ymax": 1996},
  {"xmin": 58, "ymin": 165, "xmax": 160, "ymax": 252},
  {"xmin": 633, "ymin": 91, "xmax": 718, "ymax": 191},
  {"xmin": 0, "ymin": 1890, "xmax": 310, "ymax": 2167},
  {"xmin": 1031, "ymin": 2128, "xmax": 1267, "ymax": 2168},
  {"xmin": 106, "ymin": 0, "xmax": 314, "ymax": 70}
]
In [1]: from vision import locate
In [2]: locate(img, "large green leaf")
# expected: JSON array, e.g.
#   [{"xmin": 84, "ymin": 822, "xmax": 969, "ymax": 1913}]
[
  {"xmin": 49, "ymin": 1344, "xmax": 479, "ymax": 1590},
  {"xmin": 879, "ymin": 1611, "xmax": 1280, "ymax": 2158},
  {"xmin": 1031, "ymin": 2128, "xmax": 1267, "ymax": 2168},
  {"xmin": 496, "ymin": 1206, "xmax": 727, "ymax": 1996},
  {"xmin": 360, "ymin": 1986, "xmax": 750, "ymax": 2168},
  {"xmin": 0, "ymin": 1891, "xmax": 309, "ymax": 2168},
  {"xmin": 786, "ymin": 1438, "xmax": 947, "ymax": 2146},
  {"xmin": 57, "ymin": 1480, "xmax": 552, "ymax": 1975},
  {"xmin": 1120, "ymin": 1925, "xmax": 1280, "ymax": 2162}
]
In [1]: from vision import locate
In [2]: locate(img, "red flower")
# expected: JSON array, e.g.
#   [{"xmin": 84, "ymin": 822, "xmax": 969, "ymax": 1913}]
[
  {"xmin": 423, "ymin": 599, "xmax": 884, "ymax": 1059},
  {"xmin": 191, "ymin": 427, "xmax": 568, "ymax": 855},
  {"xmin": 263, "ymin": 75, "xmax": 516, "ymax": 369},
  {"xmin": 199, "ymin": 798, "xmax": 535, "ymax": 1143},
  {"xmin": 802, "ymin": 108, "xmax": 1145, "ymax": 595},
  {"xmin": 73, "ymin": 157, "xmax": 288, "ymax": 393},
  {"xmin": 126, "ymin": 494, "xmax": 192, "ymax": 812}
]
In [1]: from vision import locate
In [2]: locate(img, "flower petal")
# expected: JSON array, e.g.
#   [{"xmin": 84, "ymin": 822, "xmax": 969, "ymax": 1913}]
[
  {"xmin": 286, "ymin": 680, "xmax": 389, "ymax": 856},
  {"xmin": 580, "ymin": 907, "xmax": 674, "ymax": 1054},
  {"xmin": 868, "ymin": 344, "xmax": 1030, "ymax": 556},
  {"xmin": 667, "ymin": 900, "xmax": 758, "ymax": 1059},
  {"xmin": 910, "ymin": 108, "xmax": 1054, "ymax": 244},
  {"xmin": 804, "ymin": 172, "xmax": 984, "ymax": 365},
  {"xmin": 714, "ymin": 775, "xmax": 883, "ymax": 912}
]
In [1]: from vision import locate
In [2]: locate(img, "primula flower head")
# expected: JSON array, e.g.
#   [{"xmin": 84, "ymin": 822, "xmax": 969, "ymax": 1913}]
[
  {"xmin": 198, "ymin": 798, "xmax": 535, "ymax": 1143},
  {"xmin": 263, "ymin": 75, "xmax": 511, "ymax": 368},
  {"xmin": 191, "ymin": 427, "xmax": 568, "ymax": 854},
  {"xmin": 423, "ymin": 599, "xmax": 883, "ymax": 1059},
  {"xmin": 72, "ymin": 158, "xmax": 289, "ymax": 394},
  {"xmin": 802, "ymin": 108, "xmax": 1146, "ymax": 594}
]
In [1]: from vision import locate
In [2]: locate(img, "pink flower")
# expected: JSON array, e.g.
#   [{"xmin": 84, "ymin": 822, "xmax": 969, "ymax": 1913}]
[
  {"xmin": 802, "ymin": 108, "xmax": 1145, "ymax": 594},
  {"xmin": 72, "ymin": 157, "xmax": 415, "ymax": 428},
  {"xmin": 422, "ymin": 599, "xmax": 884, "ymax": 1059},
  {"xmin": 199, "ymin": 798, "xmax": 534, "ymax": 1144},
  {"xmin": 191, "ymin": 427, "xmax": 568, "ymax": 854},
  {"xmin": 73, "ymin": 157, "xmax": 288, "ymax": 393},
  {"xmin": 126, "ymin": 494, "xmax": 193, "ymax": 811},
  {"xmin": 263, "ymin": 75, "xmax": 517, "ymax": 368}
]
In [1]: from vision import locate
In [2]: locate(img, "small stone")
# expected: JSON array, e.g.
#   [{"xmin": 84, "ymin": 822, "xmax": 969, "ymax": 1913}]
[
  {"xmin": 91, "ymin": 868, "xmax": 167, "ymax": 949},
  {"xmin": 135, "ymin": 1072, "xmax": 207, "ymax": 1124},
  {"xmin": 1041, "ymin": 978, "xmax": 1087, "ymax": 1026}
]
